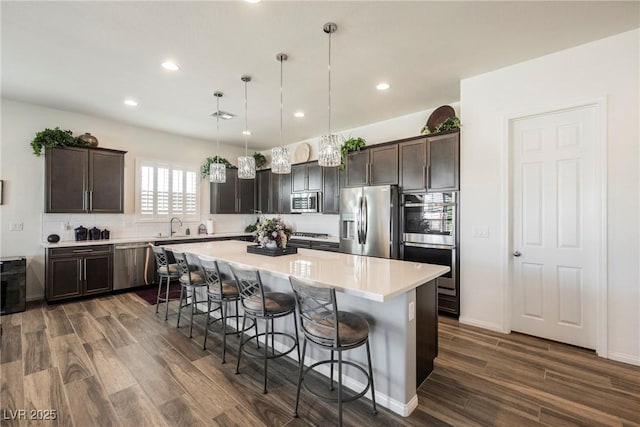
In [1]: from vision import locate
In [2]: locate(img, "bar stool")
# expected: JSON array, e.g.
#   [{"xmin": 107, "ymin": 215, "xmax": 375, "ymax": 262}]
[
  {"xmin": 173, "ymin": 251, "xmax": 208, "ymax": 338},
  {"xmin": 198, "ymin": 257, "xmax": 255, "ymax": 363},
  {"xmin": 230, "ymin": 265, "xmax": 300, "ymax": 394},
  {"xmin": 289, "ymin": 276, "xmax": 377, "ymax": 426},
  {"xmin": 150, "ymin": 245, "xmax": 180, "ymax": 321}
]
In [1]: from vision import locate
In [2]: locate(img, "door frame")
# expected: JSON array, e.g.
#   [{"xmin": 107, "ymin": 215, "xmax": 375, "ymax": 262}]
[{"xmin": 501, "ymin": 97, "xmax": 608, "ymax": 357}]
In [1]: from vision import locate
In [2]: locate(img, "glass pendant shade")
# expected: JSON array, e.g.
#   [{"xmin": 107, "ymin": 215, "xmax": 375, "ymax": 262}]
[
  {"xmin": 238, "ymin": 75, "xmax": 255, "ymax": 179},
  {"xmin": 238, "ymin": 156, "xmax": 256, "ymax": 179},
  {"xmin": 271, "ymin": 147, "xmax": 291, "ymax": 174},
  {"xmin": 318, "ymin": 133, "xmax": 342, "ymax": 167},
  {"xmin": 209, "ymin": 162, "xmax": 226, "ymax": 183}
]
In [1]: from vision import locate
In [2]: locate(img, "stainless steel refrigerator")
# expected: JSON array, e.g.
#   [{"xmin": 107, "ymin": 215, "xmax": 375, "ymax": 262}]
[{"xmin": 339, "ymin": 185, "xmax": 399, "ymax": 259}]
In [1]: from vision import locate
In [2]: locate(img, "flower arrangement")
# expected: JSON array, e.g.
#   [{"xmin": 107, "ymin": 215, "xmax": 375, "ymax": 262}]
[{"xmin": 254, "ymin": 217, "xmax": 294, "ymax": 249}]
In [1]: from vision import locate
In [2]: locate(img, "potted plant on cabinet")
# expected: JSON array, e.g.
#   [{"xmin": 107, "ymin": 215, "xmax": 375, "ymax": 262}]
[
  {"xmin": 200, "ymin": 156, "xmax": 235, "ymax": 179},
  {"xmin": 253, "ymin": 152, "xmax": 267, "ymax": 170},
  {"xmin": 340, "ymin": 136, "xmax": 366, "ymax": 170},
  {"xmin": 31, "ymin": 127, "xmax": 85, "ymax": 156}
]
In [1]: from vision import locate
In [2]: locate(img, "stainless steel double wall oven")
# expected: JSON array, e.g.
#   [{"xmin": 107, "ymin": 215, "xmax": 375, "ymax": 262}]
[{"xmin": 400, "ymin": 192, "xmax": 459, "ymax": 315}]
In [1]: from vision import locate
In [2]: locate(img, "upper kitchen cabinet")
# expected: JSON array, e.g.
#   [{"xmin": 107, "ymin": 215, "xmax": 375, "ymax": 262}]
[
  {"xmin": 399, "ymin": 131, "xmax": 459, "ymax": 192},
  {"xmin": 256, "ymin": 170, "xmax": 291, "ymax": 214},
  {"xmin": 322, "ymin": 166, "xmax": 341, "ymax": 214},
  {"xmin": 210, "ymin": 168, "xmax": 255, "ymax": 214},
  {"xmin": 45, "ymin": 146, "xmax": 125, "ymax": 213},
  {"xmin": 292, "ymin": 161, "xmax": 322, "ymax": 193},
  {"xmin": 344, "ymin": 145, "xmax": 398, "ymax": 187}
]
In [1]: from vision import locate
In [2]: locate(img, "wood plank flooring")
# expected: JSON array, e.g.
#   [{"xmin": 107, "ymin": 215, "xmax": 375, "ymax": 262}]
[{"xmin": 1, "ymin": 293, "xmax": 638, "ymax": 426}]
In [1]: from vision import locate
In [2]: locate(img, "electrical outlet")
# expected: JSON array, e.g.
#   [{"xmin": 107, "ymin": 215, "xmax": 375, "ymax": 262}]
[
  {"xmin": 10, "ymin": 222, "xmax": 23, "ymax": 231},
  {"xmin": 408, "ymin": 301, "xmax": 415, "ymax": 321}
]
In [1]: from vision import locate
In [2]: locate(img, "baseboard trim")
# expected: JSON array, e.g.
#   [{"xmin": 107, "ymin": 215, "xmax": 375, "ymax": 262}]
[
  {"xmin": 458, "ymin": 316, "xmax": 507, "ymax": 334},
  {"xmin": 608, "ymin": 352, "xmax": 640, "ymax": 366}
]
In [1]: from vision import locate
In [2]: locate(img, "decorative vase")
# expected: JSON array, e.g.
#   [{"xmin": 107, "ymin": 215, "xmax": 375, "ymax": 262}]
[
  {"xmin": 78, "ymin": 132, "xmax": 99, "ymax": 147},
  {"xmin": 265, "ymin": 240, "xmax": 277, "ymax": 249}
]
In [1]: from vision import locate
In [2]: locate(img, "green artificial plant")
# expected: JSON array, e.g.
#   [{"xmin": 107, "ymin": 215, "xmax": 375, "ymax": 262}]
[
  {"xmin": 253, "ymin": 152, "xmax": 267, "ymax": 170},
  {"xmin": 340, "ymin": 136, "xmax": 366, "ymax": 170},
  {"xmin": 200, "ymin": 156, "xmax": 236, "ymax": 179},
  {"xmin": 31, "ymin": 127, "xmax": 82, "ymax": 156},
  {"xmin": 432, "ymin": 117, "xmax": 461, "ymax": 134}
]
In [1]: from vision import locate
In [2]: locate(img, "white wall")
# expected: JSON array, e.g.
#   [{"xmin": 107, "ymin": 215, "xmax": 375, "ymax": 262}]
[
  {"xmin": 0, "ymin": 99, "xmax": 250, "ymax": 300},
  {"xmin": 459, "ymin": 29, "xmax": 639, "ymax": 364}
]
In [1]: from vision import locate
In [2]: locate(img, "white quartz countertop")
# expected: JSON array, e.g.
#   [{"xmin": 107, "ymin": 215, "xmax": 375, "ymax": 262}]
[
  {"xmin": 41, "ymin": 232, "xmax": 252, "ymax": 248},
  {"xmin": 163, "ymin": 240, "xmax": 449, "ymax": 302}
]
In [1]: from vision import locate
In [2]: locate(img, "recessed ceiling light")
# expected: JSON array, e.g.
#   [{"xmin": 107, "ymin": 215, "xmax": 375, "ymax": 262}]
[
  {"xmin": 376, "ymin": 82, "xmax": 390, "ymax": 91},
  {"xmin": 245, "ymin": 0, "xmax": 261, "ymax": 3},
  {"xmin": 162, "ymin": 61, "xmax": 179, "ymax": 71},
  {"xmin": 124, "ymin": 99, "xmax": 138, "ymax": 107},
  {"xmin": 294, "ymin": 111, "xmax": 305, "ymax": 118},
  {"xmin": 242, "ymin": 130, "xmax": 251, "ymax": 136}
]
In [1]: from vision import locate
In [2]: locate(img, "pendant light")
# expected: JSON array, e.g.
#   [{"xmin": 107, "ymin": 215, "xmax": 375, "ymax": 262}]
[
  {"xmin": 238, "ymin": 75, "xmax": 255, "ymax": 179},
  {"xmin": 209, "ymin": 91, "xmax": 226, "ymax": 183},
  {"xmin": 318, "ymin": 22, "xmax": 342, "ymax": 168},
  {"xmin": 272, "ymin": 53, "xmax": 291, "ymax": 174}
]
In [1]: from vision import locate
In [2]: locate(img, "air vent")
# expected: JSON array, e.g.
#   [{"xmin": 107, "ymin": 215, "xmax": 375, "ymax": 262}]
[{"xmin": 210, "ymin": 110, "xmax": 236, "ymax": 120}]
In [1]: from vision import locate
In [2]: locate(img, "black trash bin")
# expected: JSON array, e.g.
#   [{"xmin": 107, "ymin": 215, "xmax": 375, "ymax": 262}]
[{"xmin": 1, "ymin": 257, "xmax": 26, "ymax": 315}]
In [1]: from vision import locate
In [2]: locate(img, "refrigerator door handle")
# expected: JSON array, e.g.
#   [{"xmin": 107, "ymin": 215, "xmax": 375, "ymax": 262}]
[
  {"xmin": 362, "ymin": 196, "xmax": 368, "ymax": 244},
  {"xmin": 356, "ymin": 196, "xmax": 363, "ymax": 244}
]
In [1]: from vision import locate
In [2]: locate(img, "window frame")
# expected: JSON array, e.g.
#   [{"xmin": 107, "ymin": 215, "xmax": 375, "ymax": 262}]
[{"xmin": 135, "ymin": 157, "xmax": 200, "ymax": 222}]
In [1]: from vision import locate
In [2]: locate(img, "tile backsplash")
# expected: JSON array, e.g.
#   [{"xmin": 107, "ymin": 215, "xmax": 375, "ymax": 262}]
[{"xmin": 41, "ymin": 213, "xmax": 339, "ymax": 242}]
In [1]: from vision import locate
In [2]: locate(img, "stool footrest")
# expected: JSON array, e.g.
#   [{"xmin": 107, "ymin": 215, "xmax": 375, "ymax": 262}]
[{"xmin": 301, "ymin": 359, "xmax": 372, "ymax": 404}]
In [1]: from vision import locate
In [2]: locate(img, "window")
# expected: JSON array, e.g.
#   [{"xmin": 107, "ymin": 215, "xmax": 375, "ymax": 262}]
[{"xmin": 136, "ymin": 159, "xmax": 199, "ymax": 220}]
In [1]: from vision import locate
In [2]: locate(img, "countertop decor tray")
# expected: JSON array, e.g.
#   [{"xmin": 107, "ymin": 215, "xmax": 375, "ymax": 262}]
[{"xmin": 247, "ymin": 245, "xmax": 298, "ymax": 257}]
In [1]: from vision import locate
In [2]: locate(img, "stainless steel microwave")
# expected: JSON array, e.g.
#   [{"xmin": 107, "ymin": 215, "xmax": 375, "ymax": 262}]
[{"xmin": 291, "ymin": 192, "xmax": 321, "ymax": 213}]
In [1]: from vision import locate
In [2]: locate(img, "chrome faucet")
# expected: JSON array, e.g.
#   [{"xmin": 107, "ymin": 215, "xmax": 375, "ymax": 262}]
[{"xmin": 170, "ymin": 217, "xmax": 183, "ymax": 236}]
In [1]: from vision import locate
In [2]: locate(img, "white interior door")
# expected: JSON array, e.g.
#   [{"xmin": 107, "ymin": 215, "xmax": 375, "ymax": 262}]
[{"xmin": 511, "ymin": 105, "xmax": 598, "ymax": 349}]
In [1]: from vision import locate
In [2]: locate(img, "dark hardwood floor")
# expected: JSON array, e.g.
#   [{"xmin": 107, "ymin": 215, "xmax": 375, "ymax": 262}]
[{"xmin": 1, "ymin": 292, "xmax": 638, "ymax": 426}]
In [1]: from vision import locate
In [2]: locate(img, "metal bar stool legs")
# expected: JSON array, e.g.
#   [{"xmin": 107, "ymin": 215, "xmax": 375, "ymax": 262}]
[{"xmin": 290, "ymin": 275, "xmax": 377, "ymax": 426}]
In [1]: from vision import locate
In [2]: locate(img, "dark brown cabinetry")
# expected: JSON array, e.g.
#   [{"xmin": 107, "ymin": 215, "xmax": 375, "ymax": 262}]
[
  {"xmin": 345, "ymin": 145, "xmax": 398, "ymax": 187},
  {"xmin": 256, "ymin": 170, "xmax": 291, "ymax": 214},
  {"xmin": 46, "ymin": 245, "xmax": 113, "ymax": 302},
  {"xmin": 287, "ymin": 239, "xmax": 339, "ymax": 252},
  {"xmin": 292, "ymin": 161, "xmax": 322, "ymax": 193},
  {"xmin": 322, "ymin": 166, "xmax": 341, "ymax": 214},
  {"xmin": 46, "ymin": 146, "xmax": 125, "ymax": 213},
  {"xmin": 210, "ymin": 169, "xmax": 255, "ymax": 214},
  {"xmin": 399, "ymin": 132, "xmax": 459, "ymax": 192}
]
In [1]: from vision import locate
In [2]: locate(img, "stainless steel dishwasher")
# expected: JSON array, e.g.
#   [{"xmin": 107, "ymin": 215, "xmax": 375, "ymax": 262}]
[{"xmin": 114, "ymin": 242, "xmax": 154, "ymax": 290}]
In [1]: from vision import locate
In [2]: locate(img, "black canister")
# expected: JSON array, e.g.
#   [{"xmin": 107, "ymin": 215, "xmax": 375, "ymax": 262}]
[
  {"xmin": 101, "ymin": 229, "xmax": 110, "ymax": 240},
  {"xmin": 89, "ymin": 227, "xmax": 101, "ymax": 240},
  {"xmin": 74, "ymin": 226, "xmax": 88, "ymax": 241}
]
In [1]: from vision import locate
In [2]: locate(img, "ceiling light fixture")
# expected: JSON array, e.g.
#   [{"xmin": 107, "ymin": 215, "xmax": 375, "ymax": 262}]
[
  {"xmin": 124, "ymin": 99, "xmax": 138, "ymax": 107},
  {"xmin": 161, "ymin": 61, "xmax": 179, "ymax": 71},
  {"xmin": 376, "ymin": 82, "xmax": 390, "ymax": 91},
  {"xmin": 294, "ymin": 111, "xmax": 305, "ymax": 118},
  {"xmin": 245, "ymin": 0, "xmax": 261, "ymax": 3},
  {"xmin": 210, "ymin": 92, "xmax": 226, "ymax": 184},
  {"xmin": 272, "ymin": 53, "xmax": 291, "ymax": 175},
  {"xmin": 318, "ymin": 22, "xmax": 342, "ymax": 168},
  {"xmin": 242, "ymin": 130, "xmax": 251, "ymax": 136},
  {"xmin": 238, "ymin": 75, "xmax": 255, "ymax": 179}
]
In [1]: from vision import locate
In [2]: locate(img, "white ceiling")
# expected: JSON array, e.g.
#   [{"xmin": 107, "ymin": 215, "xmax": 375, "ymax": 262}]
[{"xmin": 2, "ymin": 1, "xmax": 638, "ymax": 150}]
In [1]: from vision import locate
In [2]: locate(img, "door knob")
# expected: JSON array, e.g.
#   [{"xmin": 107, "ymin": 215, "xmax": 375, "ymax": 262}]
[{"xmin": 513, "ymin": 251, "xmax": 522, "ymax": 257}]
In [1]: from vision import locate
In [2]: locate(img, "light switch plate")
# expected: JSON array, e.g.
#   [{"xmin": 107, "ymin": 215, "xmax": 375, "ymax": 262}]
[
  {"xmin": 10, "ymin": 222, "xmax": 23, "ymax": 231},
  {"xmin": 408, "ymin": 301, "xmax": 415, "ymax": 321},
  {"xmin": 472, "ymin": 226, "xmax": 489, "ymax": 238}
]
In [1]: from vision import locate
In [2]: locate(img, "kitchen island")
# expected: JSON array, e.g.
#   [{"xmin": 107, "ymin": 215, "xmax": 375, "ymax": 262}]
[{"xmin": 163, "ymin": 240, "xmax": 449, "ymax": 417}]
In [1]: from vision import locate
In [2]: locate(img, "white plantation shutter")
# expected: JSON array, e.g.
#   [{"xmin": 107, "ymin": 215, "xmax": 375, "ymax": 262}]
[{"xmin": 136, "ymin": 159, "xmax": 200, "ymax": 220}]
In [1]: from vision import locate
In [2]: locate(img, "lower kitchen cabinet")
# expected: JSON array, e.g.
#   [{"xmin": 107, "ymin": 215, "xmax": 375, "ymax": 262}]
[
  {"xmin": 46, "ymin": 245, "xmax": 113, "ymax": 302},
  {"xmin": 288, "ymin": 239, "xmax": 339, "ymax": 252}
]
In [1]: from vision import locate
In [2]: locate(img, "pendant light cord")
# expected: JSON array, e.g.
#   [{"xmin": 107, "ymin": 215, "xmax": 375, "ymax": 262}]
[
  {"xmin": 328, "ymin": 29, "xmax": 332, "ymax": 135},
  {"xmin": 244, "ymin": 79, "xmax": 248, "ymax": 157},
  {"xmin": 280, "ymin": 56, "xmax": 283, "ymax": 147},
  {"xmin": 216, "ymin": 95, "xmax": 220, "ymax": 164}
]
